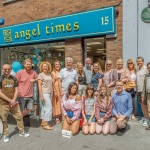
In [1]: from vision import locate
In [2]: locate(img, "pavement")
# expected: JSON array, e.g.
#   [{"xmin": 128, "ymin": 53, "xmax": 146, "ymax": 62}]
[{"xmin": 0, "ymin": 120, "xmax": 150, "ymax": 150}]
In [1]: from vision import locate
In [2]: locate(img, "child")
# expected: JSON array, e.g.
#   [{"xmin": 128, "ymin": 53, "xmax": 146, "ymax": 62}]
[{"xmin": 82, "ymin": 84, "xmax": 96, "ymax": 135}]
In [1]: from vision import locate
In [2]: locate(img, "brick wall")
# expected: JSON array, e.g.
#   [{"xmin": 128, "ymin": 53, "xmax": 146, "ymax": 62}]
[{"xmin": 0, "ymin": 0, "xmax": 122, "ymax": 65}]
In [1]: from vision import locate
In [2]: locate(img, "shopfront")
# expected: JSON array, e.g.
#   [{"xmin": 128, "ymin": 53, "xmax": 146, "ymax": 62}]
[{"xmin": 0, "ymin": 6, "xmax": 116, "ymax": 73}]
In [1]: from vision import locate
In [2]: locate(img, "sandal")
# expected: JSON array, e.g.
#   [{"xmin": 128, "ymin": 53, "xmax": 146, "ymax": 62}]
[
  {"xmin": 43, "ymin": 125, "xmax": 53, "ymax": 130},
  {"xmin": 56, "ymin": 118, "xmax": 61, "ymax": 124}
]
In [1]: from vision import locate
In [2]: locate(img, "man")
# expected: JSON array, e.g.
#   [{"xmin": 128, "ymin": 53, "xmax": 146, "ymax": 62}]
[
  {"xmin": 84, "ymin": 57, "xmax": 93, "ymax": 85},
  {"xmin": 59, "ymin": 57, "xmax": 78, "ymax": 94},
  {"xmin": 15, "ymin": 59, "xmax": 38, "ymax": 117},
  {"xmin": 0, "ymin": 64, "xmax": 29, "ymax": 143},
  {"xmin": 110, "ymin": 80, "xmax": 133, "ymax": 134},
  {"xmin": 141, "ymin": 62, "xmax": 150, "ymax": 129},
  {"xmin": 136, "ymin": 57, "xmax": 149, "ymax": 127}
]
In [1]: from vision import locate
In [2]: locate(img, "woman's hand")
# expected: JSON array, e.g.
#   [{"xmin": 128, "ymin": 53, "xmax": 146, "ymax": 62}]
[
  {"xmin": 98, "ymin": 118, "xmax": 104, "ymax": 125},
  {"xmin": 41, "ymin": 96, "xmax": 45, "ymax": 105},
  {"xmin": 88, "ymin": 119, "xmax": 92, "ymax": 126},
  {"xmin": 65, "ymin": 116, "xmax": 71, "ymax": 124},
  {"xmin": 83, "ymin": 119, "xmax": 88, "ymax": 126}
]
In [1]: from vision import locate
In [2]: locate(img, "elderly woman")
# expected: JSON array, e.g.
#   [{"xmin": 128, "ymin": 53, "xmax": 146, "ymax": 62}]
[
  {"xmin": 103, "ymin": 60, "xmax": 118, "ymax": 95},
  {"xmin": 38, "ymin": 61, "xmax": 53, "ymax": 130},
  {"xmin": 62, "ymin": 82, "xmax": 82, "ymax": 135}
]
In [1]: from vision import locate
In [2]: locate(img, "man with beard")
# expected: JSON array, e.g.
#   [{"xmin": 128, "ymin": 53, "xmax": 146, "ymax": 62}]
[
  {"xmin": 15, "ymin": 59, "xmax": 38, "ymax": 117},
  {"xmin": 0, "ymin": 64, "xmax": 29, "ymax": 143}
]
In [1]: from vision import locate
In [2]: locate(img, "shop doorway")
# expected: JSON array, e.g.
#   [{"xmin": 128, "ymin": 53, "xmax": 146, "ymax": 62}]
[
  {"xmin": 0, "ymin": 41, "xmax": 65, "ymax": 74},
  {"xmin": 84, "ymin": 37, "xmax": 106, "ymax": 71}
]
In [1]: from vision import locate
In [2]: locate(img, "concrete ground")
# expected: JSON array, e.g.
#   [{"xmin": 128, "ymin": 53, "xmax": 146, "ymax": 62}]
[{"xmin": 0, "ymin": 120, "xmax": 150, "ymax": 150}]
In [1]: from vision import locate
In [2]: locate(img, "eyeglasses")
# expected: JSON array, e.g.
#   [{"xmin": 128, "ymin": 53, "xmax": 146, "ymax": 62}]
[
  {"xmin": 128, "ymin": 62, "xmax": 133, "ymax": 65},
  {"xmin": 4, "ymin": 69, "xmax": 11, "ymax": 71},
  {"xmin": 106, "ymin": 64, "xmax": 112, "ymax": 66}
]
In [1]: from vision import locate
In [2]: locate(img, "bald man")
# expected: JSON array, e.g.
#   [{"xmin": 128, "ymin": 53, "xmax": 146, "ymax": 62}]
[{"xmin": 0, "ymin": 64, "xmax": 29, "ymax": 143}]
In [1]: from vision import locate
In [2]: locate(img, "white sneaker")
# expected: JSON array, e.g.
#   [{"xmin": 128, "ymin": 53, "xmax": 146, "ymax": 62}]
[
  {"xmin": 3, "ymin": 135, "xmax": 10, "ymax": 143},
  {"xmin": 19, "ymin": 131, "xmax": 30, "ymax": 137},
  {"xmin": 138, "ymin": 118, "xmax": 145, "ymax": 124},
  {"xmin": 142, "ymin": 120, "xmax": 150, "ymax": 127}
]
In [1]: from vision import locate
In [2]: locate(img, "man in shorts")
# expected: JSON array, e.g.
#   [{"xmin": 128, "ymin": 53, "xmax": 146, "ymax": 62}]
[
  {"xmin": 15, "ymin": 59, "xmax": 38, "ymax": 117},
  {"xmin": 0, "ymin": 64, "xmax": 29, "ymax": 143}
]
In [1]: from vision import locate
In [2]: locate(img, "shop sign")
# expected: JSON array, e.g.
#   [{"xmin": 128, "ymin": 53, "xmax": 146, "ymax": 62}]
[
  {"xmin": 141, "ymin": 7, "xmax": 150, "ymax": 23},
  {"xmin": 0, "ymin": 7, "xmax": 116, "ymax": 47}
]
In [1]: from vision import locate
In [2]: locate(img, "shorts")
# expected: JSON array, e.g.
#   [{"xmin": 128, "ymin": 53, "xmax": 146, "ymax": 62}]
[
  {"xmin": 18, "ymin": 97, "xmax": 34, "ymax": 111},
  {"xmin": 86, "ymin": 115, "xmax": 96, "ymax": 122},
  {"xmin": 66, "ymin": 110, "xmax": 81, "ymax": 119},
  {"xmin": 137, "ymin": 92, "xmax": 147, "ymax": 105}
]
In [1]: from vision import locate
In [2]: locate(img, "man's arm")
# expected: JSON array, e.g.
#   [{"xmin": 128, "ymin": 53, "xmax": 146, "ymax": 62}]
[{"xmin": 12, "ymin": 87, "xmax": 18, "ymax": 101}]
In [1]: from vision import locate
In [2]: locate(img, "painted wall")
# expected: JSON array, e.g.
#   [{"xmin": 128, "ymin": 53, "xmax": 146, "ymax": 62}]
[{"xmin": 123, "ymin": 0, "xmax": 150, "ymax": 65}]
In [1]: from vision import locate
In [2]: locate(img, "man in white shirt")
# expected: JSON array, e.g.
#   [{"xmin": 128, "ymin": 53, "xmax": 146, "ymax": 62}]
[
  {"xmin": 136, "ymin": 57, "xmax": 149, "ymax": 127},
  {"xmin": 59, "ymin": 57, "xmax": 78, "ymax": 95}
]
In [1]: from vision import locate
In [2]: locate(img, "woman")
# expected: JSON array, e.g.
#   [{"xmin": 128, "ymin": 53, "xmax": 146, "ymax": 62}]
[
  {"xmin": 121, "ymin": 59, "xmax": 136, "ymax": 120},
  {"xmin": 76, "ymin": 62, "xmax": 86, "ymax": 96},
  {"xmin": 116, "ymin": 58, "xmax": 124, "ymax": 80},
  {"xmin": 82, "ymin": 85, "xmax": 96, "ymax": 135},
  {"xmin": 38, "ymin": 61, "xmax": 53, "ymax": 130},
  {"xmin": 95, "ymin": 84, "xmax": 112, "ymax": 135},
  {"xmin": 62, "ymin": 82, "xmax": 82, "ymax": 135},
  {"xmin": 51, "ymin": 60, "xmax": 62, "ymax": 124},
  {"xmin": 91, "ymin": 62, "xmax": 103, "ymax": 92},
  {"xmin": 103, "ymin": 60, "xmax": 118, "ymax": 94}
]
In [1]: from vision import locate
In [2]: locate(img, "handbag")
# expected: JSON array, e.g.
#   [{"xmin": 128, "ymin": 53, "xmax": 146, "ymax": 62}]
[{"xmin": 124, "ymin": 81, "xmax": 135, "ymax": 90}]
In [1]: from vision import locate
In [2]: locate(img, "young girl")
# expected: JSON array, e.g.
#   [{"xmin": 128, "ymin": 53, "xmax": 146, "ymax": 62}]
[
  {"xmin": 82, "ymin": 85, "xmax": 96, "ymax": 135},
  {"xmin": 62, "ymin": 82, "xmax": 82, "ymax": 136},
  {"xmin": 95, "ymin": 84, "xmax": 113, "ymax": 135}
]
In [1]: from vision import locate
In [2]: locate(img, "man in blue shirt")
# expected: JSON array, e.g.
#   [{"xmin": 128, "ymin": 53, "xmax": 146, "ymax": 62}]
[{"xmin": 110, "ymin": 80, "xmax": 133, "ymax": 134}]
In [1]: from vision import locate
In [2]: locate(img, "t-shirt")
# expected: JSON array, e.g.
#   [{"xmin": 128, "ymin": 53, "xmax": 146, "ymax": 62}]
[
  {"xmin": 15, "ymin": 69, "xmax": 38, "ymax": 97},
  {"xmin": 38, "ymin": 72, "xmax": 52, "ymax": 94}
]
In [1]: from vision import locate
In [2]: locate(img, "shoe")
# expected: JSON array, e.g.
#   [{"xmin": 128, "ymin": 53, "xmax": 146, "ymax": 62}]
[
  {"xmin": 138, "ymin": 118, "xmax": 145, "ymax": 123},
  {"xmin": 142, "ymin": 120, "xmax": 149, "ymax": 127},
  {"xmin": 43, "ymin": 125, "xmax": 53, "ymax": 130},
  {"xmin": 19, "ymin": 131, "xmax": 30, "ymax": 137},
  {"xmin": 145, "ymin": 126, "xmax": 150, "ymax": 130},
  {"xmin": 119, "ymin": 127, "xmax": 127, "ymax": 133},
  {"xmin": 3, "ymin": 135, "xmax": 10, "ymax": 143}
]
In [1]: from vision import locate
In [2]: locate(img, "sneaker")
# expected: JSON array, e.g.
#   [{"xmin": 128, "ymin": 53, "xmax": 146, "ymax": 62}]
[
  {"xmin": 138, "ymin": 118, "xmax": 145, "ymax": 123},
  {"xmin": 3, "ymin": 135, "xmax": 9, "ymax": 143},
  {"xmin": 19, "ymin": 131, "xmax": 30, "ymax": 137},
  {"xmin": 142, "ymin": 120, "xmax": 149, "ymax": 127}
]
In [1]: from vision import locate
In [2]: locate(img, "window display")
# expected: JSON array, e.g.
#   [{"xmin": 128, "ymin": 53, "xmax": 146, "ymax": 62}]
[{"xmin": 0, "ymin": 42, "xmax": 65, "ymax": 74}]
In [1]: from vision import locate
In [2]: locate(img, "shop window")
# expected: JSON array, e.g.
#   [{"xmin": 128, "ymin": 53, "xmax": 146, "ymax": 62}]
[
  {"xmin": 84, "ymin": 37, "xmax": 106, "ymax": 71},
  {"xmin": 0, "ymin": 41, "xmax": 65, "ymax": 74}
]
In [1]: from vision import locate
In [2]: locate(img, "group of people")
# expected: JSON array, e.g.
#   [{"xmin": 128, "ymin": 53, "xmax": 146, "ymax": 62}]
[{"xmin": 0, "ymin": 56, "xmax": 150, "ymax": 143}]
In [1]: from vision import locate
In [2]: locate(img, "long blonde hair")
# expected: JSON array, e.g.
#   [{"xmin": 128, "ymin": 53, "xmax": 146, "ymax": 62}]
[
  {"xmin": 98, "ymin": 84, "xmax": 111, "ymax": 108},
  {"xmin": 116, "ymin": 58, "xmax": 124, "ymax": 70},
  {"xmin": 76, "ymin": 62, "xmax": 85, "ymax": 76},
  {"xmin": 126, "ymin": 59, "xmax": 136, "ymax": 73}
]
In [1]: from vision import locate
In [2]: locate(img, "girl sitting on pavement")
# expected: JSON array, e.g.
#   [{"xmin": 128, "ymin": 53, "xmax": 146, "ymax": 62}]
[
  {"xmin": 82, "ymin": 84, "xmax": 96, "ymax": 135},
  {"xmin": 95, "ymin": 84, "xmax": 113, "ymax": 135}
]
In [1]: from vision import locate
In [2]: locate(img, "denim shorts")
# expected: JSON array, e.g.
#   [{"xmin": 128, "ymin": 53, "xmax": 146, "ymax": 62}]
[
  {"xmin": 86, "ymin": 115, "xmax": 96, "ymax": 122},
  {"xmin": 99, "ymin": 112, "xmax": 111, "ymax": 121}
]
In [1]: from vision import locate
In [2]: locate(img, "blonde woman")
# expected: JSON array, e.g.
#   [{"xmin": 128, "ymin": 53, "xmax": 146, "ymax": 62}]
[
  {"xmin": 121, "ymin": 59, "xmax": 136, "ymax": 120},
  {"xmin": 76, "ymin": 62, "xmax": 86, "ymax": 96},
  {"xmin": 95, "ymin": 84, "xmax": 112, "ymax": 135},
  {"xmin": 38, "ymin": 61, "xmax": 53, "ymax": 130},
  {"xmin": 51, "ymin": 60, "xmax": 62, "ymax": 124},
  {"xmin": 103, "ymin": 60, "xmax": 118, "ymax": 92},
  {"xmin": 116, "ymin": 58, "xmax": 124, "ymax": 80}
]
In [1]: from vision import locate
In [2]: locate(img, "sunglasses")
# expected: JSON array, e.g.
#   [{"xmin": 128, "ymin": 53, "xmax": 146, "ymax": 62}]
[
  {"xmin": 106, "ymin": 64, "xmax": 112, "ymax": 66},
  {"xmin": 128, "ymin": 62, "xmax": 133, "ymax": 65},
  {"xmin": 4, "ymin": 69, "xmax": 11, "ymax": 71}
]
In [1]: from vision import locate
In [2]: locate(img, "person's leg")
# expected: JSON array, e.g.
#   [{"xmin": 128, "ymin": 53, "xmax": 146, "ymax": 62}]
[
  {"xmin": 89, "ymin": 122, "xmax": 96, "ymax": 135},
  {"xmin": 23, "ymin": 98, "xmax": 33, "ymax": 117},
  {"xmin": 70, "ymin": 120, "xmax": 80, "ymax": 136},
  {"xmin": 82, "ymin": 124, "xmax": 89, "ymax": 135},
  {"xmin": 62, "ymin": 118, "xmax": 70, "ymax": 131},
  {"xmin": 10, "ymin": 104, "xmax": 24, "ymax": 133},
  {"xmin": 0, "ymin": 105, "xmax": 9, "ymax": 136},
  {"xmin": 117, "ymin": 118, "xmax": 128, "ymax": 130},
  {"xmin": 110, "ymin": 117, "xmax": 118, "ymax": 135},
  {"xmin": 18, "ymin": 97, "xmax": 26, "ymax": 116},
  {"xmin": 102, "ymin": 121, "xmax": 110, "ymax": 135},
  {"xmin": 95, "ymin": 123, "xmax": 103, "ymax": 134}
]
